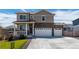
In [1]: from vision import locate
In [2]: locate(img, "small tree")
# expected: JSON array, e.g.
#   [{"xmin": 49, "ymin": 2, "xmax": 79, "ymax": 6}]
[{"xmin": 8, "ymin": 35, "xmax": 14, "ymax": 41}]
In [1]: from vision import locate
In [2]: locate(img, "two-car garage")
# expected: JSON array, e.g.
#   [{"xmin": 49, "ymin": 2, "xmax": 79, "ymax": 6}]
[
  {"xmin": 34, "ymin": 28, "xmax": 63, "ymax": 37},
  {"xmin": 35, "ymin": 28, "xmax": 52, "ymax": 37}
]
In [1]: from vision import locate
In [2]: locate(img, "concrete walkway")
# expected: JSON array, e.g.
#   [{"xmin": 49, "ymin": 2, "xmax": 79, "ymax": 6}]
[{"xmin": 27, "ymin": 37, "xmax": 79, "ymax": 49}]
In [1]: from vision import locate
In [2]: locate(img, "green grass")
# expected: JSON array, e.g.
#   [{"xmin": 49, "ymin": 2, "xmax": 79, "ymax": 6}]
[
  {"xmin": 0, "ymin": 41, "xmax": 11, "ymax": 49},
  {"xmin": 0, "ymin": 39, "xmax": 29, "ymax": 49},
  {"xmin": 14, "ymin": 40, "xmax": 28, "ymax": 49}
]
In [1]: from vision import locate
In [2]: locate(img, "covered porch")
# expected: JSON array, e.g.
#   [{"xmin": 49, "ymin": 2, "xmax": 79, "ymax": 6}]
[{"xmin": 13, "ymin": 21, "xmax": 35, "ymax": 37}]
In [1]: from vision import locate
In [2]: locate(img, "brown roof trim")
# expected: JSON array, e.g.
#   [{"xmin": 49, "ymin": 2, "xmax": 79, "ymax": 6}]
[
  {"xmin": 35, "ymin": 23, "xmax": 54, "ymax": 28},
  {"xmin": 16, "ymin": 12, "xmax": 30, "ymax": 14},
  {"xmin": 34, "ymin": 9, "xmax": 55, "ymax": 15},
  {"xmin": 14, "ymin": 21, "xmax": 35, "ymax": 24}
]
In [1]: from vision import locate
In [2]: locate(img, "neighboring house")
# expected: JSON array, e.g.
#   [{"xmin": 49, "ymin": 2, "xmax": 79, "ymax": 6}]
[
  {"xmin": 63, "ymin": 18, "xmax": 79, "ymax": 37},
  {"xmin": 14, "ymin": 10, "xmax": 64, "ymax": 37},
  {"xmin": 73, "ymin": 18, "xmax": 79, "ymax": 37},
  {"xmin": 73, "ymin": 18, "xmax": 79, "ymax": 25},
  {"xmin": 6, "ymin": 25, "xmax": 14, "ymax": 36},
  {"xmin": 0, "ymin": 27, "xmax": 10, "ymax": 40},
  {"xmin": 63, "ymin": 24, "xmax": 73, "ymax": 37}
]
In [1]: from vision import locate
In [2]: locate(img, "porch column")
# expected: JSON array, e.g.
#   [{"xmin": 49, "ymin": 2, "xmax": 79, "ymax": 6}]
[
  {"xmin": 32, "ymin": 23, "xmax": 34, "ymax": 36},
  {"xmin": 13, "ymin": 24, "xmax": 16, "ymax": 36},
  {"xmin": 26, "ymin": 24, "xmax": 28, "ymax": 35}
]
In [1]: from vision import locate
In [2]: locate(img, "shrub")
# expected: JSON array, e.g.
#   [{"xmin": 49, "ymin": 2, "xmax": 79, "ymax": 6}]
[{"xmin": 19, "ymin": 35, "xmax": 27, "ymax": 39}]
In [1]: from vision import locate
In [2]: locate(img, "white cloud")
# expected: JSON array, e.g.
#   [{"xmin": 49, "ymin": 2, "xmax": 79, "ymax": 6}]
[
  {"xmin": 54, "ymin": 10, "xmax": 79, "ymax": 24},
  {"xmin": 0, "ymin": 10, "xmax": 79, "ymax": 27},
  {"xmin": 0, "ymin": 13, "xmax": 16, "ymax": 27}
]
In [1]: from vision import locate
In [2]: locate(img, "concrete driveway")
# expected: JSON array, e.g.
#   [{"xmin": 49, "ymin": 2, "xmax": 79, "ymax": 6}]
[{"xmin": 27, "ymin": 37, "xmax": 79, "ymax": 49}]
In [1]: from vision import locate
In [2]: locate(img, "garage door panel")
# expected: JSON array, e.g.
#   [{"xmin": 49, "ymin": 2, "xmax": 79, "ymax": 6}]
[{"xmin": 35, "ymin": 28, "xmax": 52, "ymax": 37}]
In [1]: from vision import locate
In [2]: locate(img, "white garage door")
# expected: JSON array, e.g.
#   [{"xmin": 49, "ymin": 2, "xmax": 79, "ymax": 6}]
[
  {"xmin": 35, "ymin": 28, "xmax": 52, "ymax": 37},
  {"xmin": 54, "ymin": 28, "xmax": 62, "ymax": 37}
]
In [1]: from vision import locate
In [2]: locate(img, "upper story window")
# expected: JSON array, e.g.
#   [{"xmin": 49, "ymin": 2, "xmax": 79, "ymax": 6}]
[
  {"xmin": 42, "ymin": 15, "xmax": 46, "ymax": 21},
  {"xmin": 20, "ymin": 15, "xmax": 26, "ymax": 19}
]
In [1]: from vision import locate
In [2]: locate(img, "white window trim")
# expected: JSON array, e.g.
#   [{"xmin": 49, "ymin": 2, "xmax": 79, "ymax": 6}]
[{"xmin": 19, "ymin": 14, "xmax": 29, "ymax": 21}]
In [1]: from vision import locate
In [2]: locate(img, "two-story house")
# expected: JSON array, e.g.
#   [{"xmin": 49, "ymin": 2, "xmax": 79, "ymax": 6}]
[{"xmin": 14, "ymin": 10, "xmax": 63, "ymax": 37}]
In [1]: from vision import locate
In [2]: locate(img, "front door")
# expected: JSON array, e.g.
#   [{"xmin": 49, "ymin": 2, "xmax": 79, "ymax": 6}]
[{"xmin": 29, "ymin": 24, "xmax": 33, "ymax": 35}]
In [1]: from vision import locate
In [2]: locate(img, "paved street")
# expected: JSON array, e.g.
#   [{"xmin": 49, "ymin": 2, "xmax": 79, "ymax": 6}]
[{"xmin": 27, "ymin": 37, "xmax": 79, "ymax": 49}]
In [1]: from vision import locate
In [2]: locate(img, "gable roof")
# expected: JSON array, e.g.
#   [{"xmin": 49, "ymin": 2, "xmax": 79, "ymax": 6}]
[
  {"xmin": 34, "ymin": 9, "xmax": 55, "ymax": 15},
  {"xmin": 73, "ymin": 18, "xmax": 79, "ymax": 22}
]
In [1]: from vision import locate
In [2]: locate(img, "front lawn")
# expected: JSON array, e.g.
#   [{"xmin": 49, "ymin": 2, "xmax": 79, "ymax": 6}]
[{"xmin": 0, "ymin": 39, "xmax": 29, "ymax": 49}]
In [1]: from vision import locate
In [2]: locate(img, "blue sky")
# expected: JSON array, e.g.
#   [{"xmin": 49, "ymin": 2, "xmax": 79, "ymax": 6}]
[
  {"xmin": 0, "ymin": 9, "xmax": 79, "ymax": 27},
  {"xmin": 0, "ymin": 9, "xmax": 79, "ymax": 14}
]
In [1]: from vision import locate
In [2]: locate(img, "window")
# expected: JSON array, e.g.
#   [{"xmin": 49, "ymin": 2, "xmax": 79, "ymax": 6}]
[
  {"xmin": 30, "ymin": 15, "xmax": 33, "ymax": 20},
  {"xmin": 19, "ymin": 25, "xmax": 26, "ymax": 31},
  {"xmin": 64, "ymin": 27, "xmax": 72, "ymax": 31},
  {"xmin": 67, "ymin": 27, "xmax": 72, "ymax": 31},
  {"xmin": 20, "ymin": 15, "xmax": 26, "ymax": 19},
  {"xmin": 42, "ymin": 15, "xmax": 46, "ymax": 21},
  {"xmin": 64, "ymin": 28, "xmax": 67, "ymax": 31}
]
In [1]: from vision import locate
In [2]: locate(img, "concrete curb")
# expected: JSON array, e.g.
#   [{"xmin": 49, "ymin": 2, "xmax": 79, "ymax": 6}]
[{"xmin": 22, "ymin": 39, "xmax": 32, "ymax": 49}]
